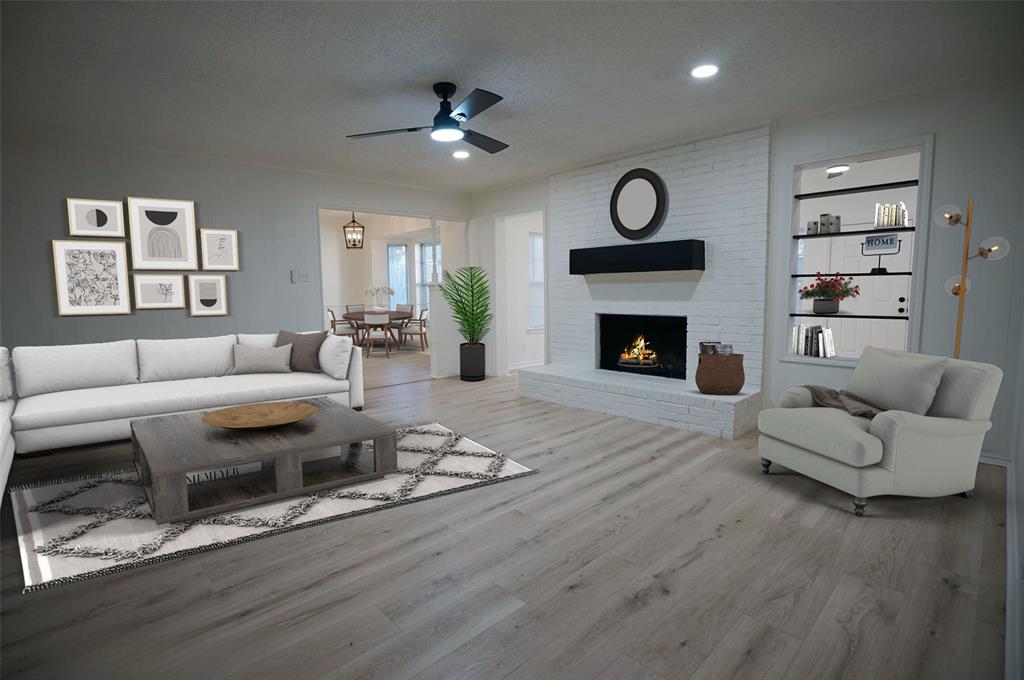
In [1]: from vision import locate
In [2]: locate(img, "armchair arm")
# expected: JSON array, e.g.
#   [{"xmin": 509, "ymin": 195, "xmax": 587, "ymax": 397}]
[
  {"xmin": 870, "ymin": 410, "xmax": 991, "ymax": 439},
  {"xmin": 869, "ymin": 410, "xmax": 991, "ymax": 496},
  {"xmin": 778, "ymin": 386, "xmax": 814, "ymax": 408}
]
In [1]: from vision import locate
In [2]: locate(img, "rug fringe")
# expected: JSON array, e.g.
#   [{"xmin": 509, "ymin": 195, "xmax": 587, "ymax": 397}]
[
  {"xmin": 8, "ymin": 467, "xmax": 137, "ymax": 493},
  {"xmin": 19, "ymin": 467, "xmax": 538, "ymax": 594}
]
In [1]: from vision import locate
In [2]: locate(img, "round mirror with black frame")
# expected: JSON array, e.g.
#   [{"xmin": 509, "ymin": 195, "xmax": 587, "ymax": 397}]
[{"xmin": 610, "ymin": 168, "xmax": 668, "ymax": 240}]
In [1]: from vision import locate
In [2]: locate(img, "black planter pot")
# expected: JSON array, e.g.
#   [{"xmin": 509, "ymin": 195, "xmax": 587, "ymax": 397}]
[
  {"xmin": 813, "ymin": 299, "xmax": 840, "ymax": 315},
  {"xmin": 460, "ymin": 343, "xmax": 486, "ymax": 382}
]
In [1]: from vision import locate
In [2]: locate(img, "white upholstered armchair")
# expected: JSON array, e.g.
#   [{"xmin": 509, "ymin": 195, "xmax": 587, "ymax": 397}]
[{"xmin": 758, "ymin": 347, "xmax": 1003, "ymax": 516}]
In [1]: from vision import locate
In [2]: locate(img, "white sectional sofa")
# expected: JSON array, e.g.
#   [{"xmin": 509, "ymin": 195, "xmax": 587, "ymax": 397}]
[{"xmin": 0, "ymin": 333, "xmax": 363, "ymax": 489}]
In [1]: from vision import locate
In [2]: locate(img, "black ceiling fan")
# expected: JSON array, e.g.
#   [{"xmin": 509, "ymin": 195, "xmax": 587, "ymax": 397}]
[{"xmin": 346, "ymin": 82, "xmax": 509, "ymax": 154}]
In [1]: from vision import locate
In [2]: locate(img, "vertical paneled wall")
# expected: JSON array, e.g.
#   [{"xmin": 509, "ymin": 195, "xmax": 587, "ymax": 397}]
[{"xmin": 0, "ymin": 130, "xmax": 467, "ymax": 348}]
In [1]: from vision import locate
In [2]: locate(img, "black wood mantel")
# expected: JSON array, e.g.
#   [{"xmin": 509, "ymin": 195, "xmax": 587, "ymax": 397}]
[{"xmin": 569, "ymin": 239, "xmax": 705, "ymax": 275}]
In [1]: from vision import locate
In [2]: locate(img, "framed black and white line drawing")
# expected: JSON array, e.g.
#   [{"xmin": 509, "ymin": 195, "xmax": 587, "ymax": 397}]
[
  {"xmin": 609, "ymin": 168, "xmax": 668, "ymax": 240},
  {"xmin": 51, "ymin": 240, "xmax": 131, "ymax": 316},
  {"xmin": 200, "ymin": 228, "xmax": 240, "ymax": 270},
  {"xmin": 133, "ymin": 274, "xmax": 186, "ymax": 310},
  {"xmin": 66, "ymin": 198, "xmax": 125, "ymax": 237},
  {"xmin": 188, "ymin": 274, "xmax": 228, "ymax": 316},
  {"xmin": 126, "ymin": 197, "xmax": 198, "ymax": 270}
]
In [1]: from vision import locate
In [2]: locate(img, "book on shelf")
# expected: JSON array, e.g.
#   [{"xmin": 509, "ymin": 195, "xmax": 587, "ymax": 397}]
[{"xmin": 790, "ymin": 323, "xmax": 837, "ymax": 358}]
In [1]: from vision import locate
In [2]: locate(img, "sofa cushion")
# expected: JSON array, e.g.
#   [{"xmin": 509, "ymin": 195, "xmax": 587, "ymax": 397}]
[
  {"xmin": 237, "ymin": 333, "xmax": 278, "ymax": 348},
  {"xmin": 12, "ymin": 340, "xmax": 138, "ymax": 398},
  {"xmin": 847, "ymin": 346, "xmax": 946, "ymax": 415},
  {"xmin": 276, "ymin": 330, "xmax": 326, "ymax": 373},
  {"xmin": 758, "ymin": 407, "xmax": 883, "ymax": 468},
  {"xmin": 0, "ymin": 348, "xmax": 14, "ymax": 401},
  {"xmin": 137, "ymin": 335, "xmax": 235, "ymax": 382},
  {"xmin": 232, "ymin": 344, "xmax": 292, "ymax": 375},
  {"xmin": 12, "ymin": 373, "xmax": 351, "ymax": 431},
  {"xmin": 319, "ymin": 335, "xmax": 354, "ymax": 380}
]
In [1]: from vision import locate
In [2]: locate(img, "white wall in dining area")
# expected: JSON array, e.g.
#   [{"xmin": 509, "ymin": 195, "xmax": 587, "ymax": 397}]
[{"xmin": 546, "ymin": 127, "xmax": 770, "ymax": 386}]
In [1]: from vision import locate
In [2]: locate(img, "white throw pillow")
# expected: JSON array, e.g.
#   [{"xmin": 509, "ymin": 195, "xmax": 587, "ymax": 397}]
[
  {"xmin": 232, "ymin": 344, "xmax": 293, "ymax": 375},
  {"xmin": 847, "ymin": 346, "xmax": 946, "ymax": 415},
  {"xmin": 137, "ymin": 335, "xmax": 236, "ymax": 382},
  {"xmin": 13, "ymin": 340, "xmax": 139, "ymax": 398},
  {"xmin": 319, "ymin": 334, "xmax": 354, "ymax": 380},
  {"xmin": 237, "ymin": 333, "xmax": 278, "ymax": 348},
  {"xmin": 0, "ymin": 348, "xmax": 14, "ymax": 401}
]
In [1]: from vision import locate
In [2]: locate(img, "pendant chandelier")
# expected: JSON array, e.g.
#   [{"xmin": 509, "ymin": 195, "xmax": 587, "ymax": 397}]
[{"xmin": 343, "ymin": 212, "xmax": 365, "ymax": 249}]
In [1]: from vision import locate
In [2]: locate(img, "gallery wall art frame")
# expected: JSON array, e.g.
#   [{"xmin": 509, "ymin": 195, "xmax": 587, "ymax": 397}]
[
  {"xmin": 66, "ymin": 198, "xmax": 126, "ymax": 237},
  {"xmin": 51, "ymin": 239, "xmax": 131, "ymax": 316},
  {"xmin": 199, "ymin": 228, "xmax": 240, "ymax": 271},
  {"xmin": 133, "ymin": 274, "xmax": 186, "ymax": 310},
  {"xmin": 126, "ymin": 196, "xmax": 198, "ymax": 270},
  {"xmin": 188, "ymin": 274, "xmax": 228, "ymax": 316}
]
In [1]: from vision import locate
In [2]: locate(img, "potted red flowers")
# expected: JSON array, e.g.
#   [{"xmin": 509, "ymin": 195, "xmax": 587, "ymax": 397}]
[{"xmin": 799, "ymin": 273, "xmax": 861, "ymax": 315}]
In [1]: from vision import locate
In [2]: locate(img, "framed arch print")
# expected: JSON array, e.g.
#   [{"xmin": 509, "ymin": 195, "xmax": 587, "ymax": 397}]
[
  {"xmin": 188, "ymin": 274, "xmax": 228, "ymax": 316},
  {"xmin": 610, "ymin": 168, "xmax": 668, "ymax": 240},
  {"xmin": 200, "ymin": 228, "xmax": 240, "ymax": 270},
  {"xmin": 67, "ymin": 198, "xmax": 125, "ymax": 237},
  {"xmin": 127, "ymin": 197, "xmax": 198, "ymax": 270}
]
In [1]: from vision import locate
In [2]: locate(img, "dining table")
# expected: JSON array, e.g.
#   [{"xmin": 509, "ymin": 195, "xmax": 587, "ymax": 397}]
[{"xmin": 343, "ymin": 309, "xmax": 413, "ymax": 347}]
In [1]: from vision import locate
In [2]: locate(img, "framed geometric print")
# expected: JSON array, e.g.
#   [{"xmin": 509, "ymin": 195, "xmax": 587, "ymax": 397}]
[
  {"xmin": 188, "ymin": 274, "xmax": 228, "ymax": 316},
  {"xmin": 52, "ymin": 240, "xmax": 131, "ymax": 316},
  {"xmin": 66, "ymin": 198, "xmax": 125, "ymax": 237},
  {"xmin": 126, "ymin": 197, "xmax": 198, "ymax": 270},
  {"xmin": 199, "ymin": 228, "xmax": 240, "ymax": 270}
]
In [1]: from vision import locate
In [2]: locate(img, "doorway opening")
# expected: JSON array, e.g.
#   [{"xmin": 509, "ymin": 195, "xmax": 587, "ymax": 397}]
[{"xmin": 318, "ymin": 209, "xmax": 461, "ymax": 389}]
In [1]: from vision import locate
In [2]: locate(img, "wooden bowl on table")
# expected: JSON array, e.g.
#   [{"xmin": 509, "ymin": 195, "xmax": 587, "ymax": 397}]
[{"xmin": 201, "ymin": 402, "xmax": 319, "ymax": 429}]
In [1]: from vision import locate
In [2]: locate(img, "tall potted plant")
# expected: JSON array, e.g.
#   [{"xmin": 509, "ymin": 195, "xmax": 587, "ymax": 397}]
[
  {"xmin": 439, "ymin": 266, "xmax": 492, "ymax": 381},
  {"xmin": 799, "ymin": 272, "xmax": 861, "ymax": 314}
]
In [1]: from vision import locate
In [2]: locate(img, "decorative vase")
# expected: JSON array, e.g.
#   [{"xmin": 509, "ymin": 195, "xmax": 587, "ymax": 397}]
[
  {"xmin": 695, "ymin": 353, "xmax": 744, "ymax": 395},
  {"xmin": 813, "ymin": 299, "xmax": 840, "ymax": 315},
  {"xmin": 460, "ymin": 343, "xmax": 486, "ymax": 382}
]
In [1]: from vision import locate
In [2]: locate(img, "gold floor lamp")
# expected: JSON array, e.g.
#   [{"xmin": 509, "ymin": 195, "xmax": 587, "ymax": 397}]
[{"xmin": 932, "ymin": 198, "xmax": 1012, "ymax": 358}]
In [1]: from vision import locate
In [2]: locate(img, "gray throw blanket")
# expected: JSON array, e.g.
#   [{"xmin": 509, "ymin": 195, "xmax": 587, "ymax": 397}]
[{"xmin": 805, "ymin": 385, "xmax": 882, "ymax": 419}]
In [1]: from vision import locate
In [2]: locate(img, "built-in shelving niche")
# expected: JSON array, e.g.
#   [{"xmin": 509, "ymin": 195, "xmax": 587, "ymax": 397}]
[{"xmin": 788, "ymin": 151, "xmax": 921, "ymax": 360}]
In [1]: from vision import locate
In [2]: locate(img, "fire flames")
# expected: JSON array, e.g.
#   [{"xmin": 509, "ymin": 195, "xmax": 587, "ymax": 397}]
[{"xmin": 619, "ymin": 334, "xmax": 659, "ymax": 366}]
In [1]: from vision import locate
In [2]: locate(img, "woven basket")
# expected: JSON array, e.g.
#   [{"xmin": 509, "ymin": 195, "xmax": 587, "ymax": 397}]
[{"xmin": 695, "ymin": 354, "xmax": 744, "ymax": 395}]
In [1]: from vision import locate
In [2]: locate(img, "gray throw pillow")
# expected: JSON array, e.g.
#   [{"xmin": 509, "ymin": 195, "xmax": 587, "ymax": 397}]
[
  {"xmin": 276, "ymin": 330, "xmax": 327, "ymax": 373},
  {"xmin": 232, "ymin": 344, "xmax": 292, "ymax": 375},
  {"xmin": 847, "ymin": 346, "xmax": 946, "ymax": 415}
]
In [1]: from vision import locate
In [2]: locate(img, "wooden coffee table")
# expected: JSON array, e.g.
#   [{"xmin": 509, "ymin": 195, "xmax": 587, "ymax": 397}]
[{"xmin": 132, "ymin": 397, "xmax": 397, "ymax": 523}]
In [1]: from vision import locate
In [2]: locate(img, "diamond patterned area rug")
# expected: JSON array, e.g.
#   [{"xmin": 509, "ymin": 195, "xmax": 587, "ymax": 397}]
[{"xmin": 11, "ymin": 423, "xmax": 534, "ymax": 592}]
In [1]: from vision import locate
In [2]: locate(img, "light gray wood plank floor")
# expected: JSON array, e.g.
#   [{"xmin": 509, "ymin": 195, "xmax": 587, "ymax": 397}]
[{"xmin": 0, "ymin": 374, "xmax": 1006, "ymax": 679}]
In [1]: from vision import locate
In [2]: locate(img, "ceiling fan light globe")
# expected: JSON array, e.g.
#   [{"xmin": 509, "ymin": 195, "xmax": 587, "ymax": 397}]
[{"xmin": 430, "ymin": 128, "xmax": 464, "ymax": 142}]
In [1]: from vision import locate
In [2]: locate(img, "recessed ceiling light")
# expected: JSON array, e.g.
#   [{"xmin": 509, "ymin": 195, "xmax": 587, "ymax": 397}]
[
  {"xmin": 453, "ymin": 150, "xmax": 470, "ymax": 159},
  {"xmin": 826, "ymin": 164, "xmax": 851, "ymax": 179},
  {"xmin": 690, "ymin": 64, "xmax": 719, "ymax": 79}
]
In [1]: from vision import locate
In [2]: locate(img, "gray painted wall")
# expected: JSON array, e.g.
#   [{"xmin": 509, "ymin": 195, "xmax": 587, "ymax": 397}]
[{"xmin": 0, "ymin": 130, "xmax": 467, "ymax": 348}]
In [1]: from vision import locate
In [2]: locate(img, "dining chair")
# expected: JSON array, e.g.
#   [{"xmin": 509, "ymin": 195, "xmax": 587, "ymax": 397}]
[
  {"xmin": 391, "ymin": 303, "xmax": 414, "ymax": 340},
  {"xmin": 401, "ymin": 308, "xmax": 429, "ymax": 351},
  {"xmin": 345, "ymin": 304, "xmax": 365, "ymax": 313},
  {"xmin": 327, "ymin": 309, "xmax": 360, "ymax": 342},
  {"xmin": 362, "ymin": 312, "xmax": 393, "ymax": 358}
]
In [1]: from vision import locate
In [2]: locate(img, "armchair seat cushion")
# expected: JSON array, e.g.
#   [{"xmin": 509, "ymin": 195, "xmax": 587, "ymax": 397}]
[{"xmin": 758, "ymin": 407, "xmax": 883, "ymax": 468}]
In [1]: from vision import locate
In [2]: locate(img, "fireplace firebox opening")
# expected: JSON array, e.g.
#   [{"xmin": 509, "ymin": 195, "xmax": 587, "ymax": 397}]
[{"xmin": 598, "ymin": 314, "xmax": 687, "ymax": 380}]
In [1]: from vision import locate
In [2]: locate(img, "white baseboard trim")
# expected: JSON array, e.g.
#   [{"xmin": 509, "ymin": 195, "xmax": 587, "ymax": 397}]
[
  {"xmin": 980, "ymin": 451, "xmax": 1010, "ymax": 467},
  {"xmin": 1006, "ymin": 456, "xmax": 1021, "ymax": 680}
]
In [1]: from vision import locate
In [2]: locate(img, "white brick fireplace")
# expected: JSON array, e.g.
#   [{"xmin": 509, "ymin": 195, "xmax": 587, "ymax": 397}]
[{"xmin": 519, "ymin": 128, "xmax": 769, "ymax": 439}]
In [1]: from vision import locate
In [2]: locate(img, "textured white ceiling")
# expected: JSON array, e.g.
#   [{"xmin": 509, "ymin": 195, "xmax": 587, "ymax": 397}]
[{"xmin": 3, "ymin": 2, "xmax": 1022, "ymax": 194}]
